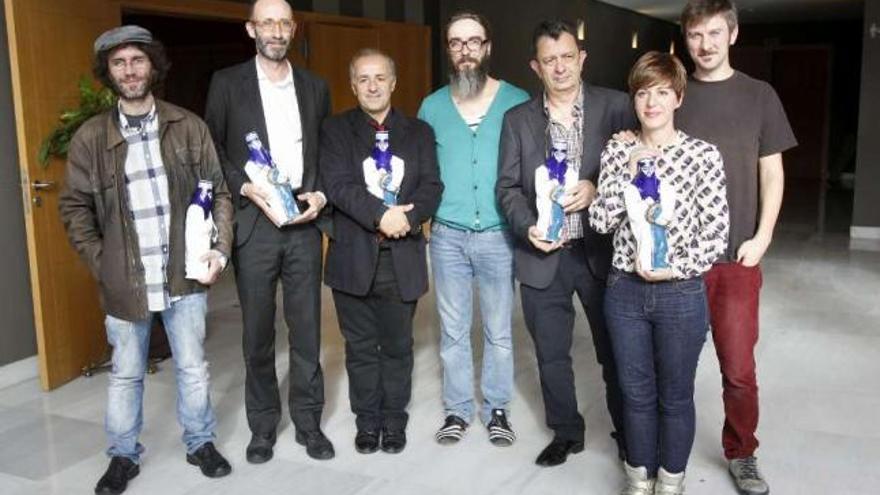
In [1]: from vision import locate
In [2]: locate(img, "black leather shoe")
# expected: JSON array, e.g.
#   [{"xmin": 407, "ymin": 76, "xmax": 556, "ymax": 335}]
[
  {"xmin": 95, "ymin": 456, "xmax": 139, "ymax": 495},
  {"xmin": 380, "ymin": 428, "xmax": 406, "ymax": 454},
  {"xmin": 295, "ymin": 429, "xmax": 335, "ymax": 460},
  {"xmin": 246, "ymin": 433, "xmax": 276, "ymax": 464},
  {"xmin": 354, "ymin": 430, "xmax": 380, "ymax": 454},
  {"xmin": 535, "ymin": 438, "xmax": 585, "ymax": 467},
  {"xmin": 186, "ymin": 442, "xmax": 232, "ymax": 478}
]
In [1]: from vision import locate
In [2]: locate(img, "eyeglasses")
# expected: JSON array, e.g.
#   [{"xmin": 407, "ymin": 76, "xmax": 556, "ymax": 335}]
[
  {"xmin": 250, "ymin": 18, "xmax": 295, "ymax": 33},
  {"xmin": 448, "ymin": 37, "xmax": 488, "ymax": 52}
]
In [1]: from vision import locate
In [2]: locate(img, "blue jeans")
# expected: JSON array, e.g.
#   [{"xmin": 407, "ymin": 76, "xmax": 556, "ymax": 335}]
[
  {"xmin": 104, "ymin": 292, "xmax": 216, "ymax": 462},
  {"xmin": 604, "ymin": 271, "xmax": 708, "ymax": 475},
  {"xmin": 430, "ymin": 222, "xmax": 515, "ymax": 424}
]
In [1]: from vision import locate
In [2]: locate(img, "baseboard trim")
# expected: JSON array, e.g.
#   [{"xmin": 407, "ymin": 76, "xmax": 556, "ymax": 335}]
[
  {"xmin": 851, "ymin": 226, "xmax": 880, "ymax": 240},
  {"xmin": 0, "ymin": 355, "xmax": 38, "ymax": 390}
]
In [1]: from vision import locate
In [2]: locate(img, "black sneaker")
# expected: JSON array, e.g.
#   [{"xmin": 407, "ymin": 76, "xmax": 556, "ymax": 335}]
[
  {"xmin": 95, "ymin": 456, "xmax": 139, "ymax": 495},
  {"xmin": 486, "ymin": 409, "xmax": 516, "ymax": 447},
  {"xmin": 295, "ymin": 429, "xmax": 336, "ymax": 460},
  {"xmin": 435, "ymin": 415, "xmax": 468, "ymax": 445},
  {"xmin": 186, "ymin": 442, "xmax": 232, "ymax": 478}
]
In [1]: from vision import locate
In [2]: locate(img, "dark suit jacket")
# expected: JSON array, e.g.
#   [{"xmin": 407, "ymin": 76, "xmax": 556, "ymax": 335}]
[
  {"xmin": 204, "ymin": 58, "xmax": 332, "ymax": 247},
  {"xmin": 496, "ymin": 83, "xmax": 636, "ymax": 290},
  {"xmin": 320, "ymin": 108, "xmax": 443, "ymax": 302}
]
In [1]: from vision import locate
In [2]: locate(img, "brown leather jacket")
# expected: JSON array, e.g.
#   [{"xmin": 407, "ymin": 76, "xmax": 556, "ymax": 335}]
[{"xmin": 59, "ymin": 100, "xmax": 233, "ymax": 321}]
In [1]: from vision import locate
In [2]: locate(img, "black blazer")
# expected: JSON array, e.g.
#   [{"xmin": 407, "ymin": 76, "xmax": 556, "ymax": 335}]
[
  {"xmin": 496, "ymin": 83, "xmax": 636, "ymax": 290},
  {"xmin": 320, "ymin": 108, "xmax": 443, "ymax": 302},
  {"xmin": 204, "ymin": 58, "xmax": 332, "ymax": 247}
]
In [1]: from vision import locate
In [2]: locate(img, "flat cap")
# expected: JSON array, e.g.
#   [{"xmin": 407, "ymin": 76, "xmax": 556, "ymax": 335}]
[{"xmin": 93, "ymin": 25, "xmax": 153, "ymax": 54}]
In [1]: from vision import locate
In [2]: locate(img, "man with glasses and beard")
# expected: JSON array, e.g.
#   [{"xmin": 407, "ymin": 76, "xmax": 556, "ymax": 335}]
[
  {"xmin": 205, "ymin": 0, "xmax": 334, "ymax": 463},
  {"xmin": 418, "ymin": 11, "xmax": 528, "ymax": 447},
  {"xmin": 60, "ymin": 25, "xmax": 233, "ymax": 494}
]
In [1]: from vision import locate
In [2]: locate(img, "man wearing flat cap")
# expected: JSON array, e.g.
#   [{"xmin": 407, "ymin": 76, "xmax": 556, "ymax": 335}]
[{"xmin": 59, "ymin": 25, "xmax": 234, "ymax": 494}]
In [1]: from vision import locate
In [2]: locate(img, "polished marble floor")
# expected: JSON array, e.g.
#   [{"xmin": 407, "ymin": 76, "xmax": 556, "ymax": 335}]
[{"xmin": 0, "ymin": 231, "xmax": 878, "ymax": 495}]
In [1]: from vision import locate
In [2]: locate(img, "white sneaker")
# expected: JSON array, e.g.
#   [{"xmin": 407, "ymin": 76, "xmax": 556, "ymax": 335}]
[
  {"xmin": 729, "ymin": 456, "xmax": 770, "ymax": 495},
  {"xmin": 654, "ymin": 467, "xmax": 685, "ymax": 495},
  {"xmin": 621, "ymin": 462, "xmax": 655, "ymax": 495}
]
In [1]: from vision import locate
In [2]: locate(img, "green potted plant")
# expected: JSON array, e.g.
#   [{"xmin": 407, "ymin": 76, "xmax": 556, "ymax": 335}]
[{"xmin": 38, "ymin": 76, "xmax": 116, "ymax": 167}]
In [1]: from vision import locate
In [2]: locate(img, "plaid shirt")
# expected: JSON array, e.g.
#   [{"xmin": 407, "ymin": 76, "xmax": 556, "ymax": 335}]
[
  {"xmin": 119, "ymin": 104, "xmax": 175, "ymax": 312},
  {"xmin": 543, "ymin": 85, "xmax": 585, "ymax": 240}
]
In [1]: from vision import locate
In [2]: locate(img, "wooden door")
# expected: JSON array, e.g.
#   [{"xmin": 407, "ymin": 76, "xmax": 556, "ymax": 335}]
[
  {"xmin": 379, "ymin": 23, "xmax": 431, "ymax": 116},
  {"xmin": 306, "ymin": 22, "xmax": 380, "ymax": 113},
  {"xmin": 4, "ymin": 0, "xmax": 120, "ymax": 389}
]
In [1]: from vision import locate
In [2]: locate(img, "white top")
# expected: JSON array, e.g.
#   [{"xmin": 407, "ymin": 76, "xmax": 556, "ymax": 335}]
[
  {"xmin": 255, "ymin": 58, "xmax": 304, "ymax": 189},
  {"xmin": 589, "ymin": 131, "xmax": 730, "ymax": 279}
]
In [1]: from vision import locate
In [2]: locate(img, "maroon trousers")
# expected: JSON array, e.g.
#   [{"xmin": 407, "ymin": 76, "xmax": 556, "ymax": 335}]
[{"xmin": 704, "ymin": 262, "xmax": 763, "ymax": 460}]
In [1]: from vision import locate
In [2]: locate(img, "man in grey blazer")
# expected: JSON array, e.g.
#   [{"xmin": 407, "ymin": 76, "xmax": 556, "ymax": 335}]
[
  {"xmin": 496, "ymin": 19, "xmax": 636, "ymax": 467},
  {"xmin": 204, "ymin": 0, "xmax": 333, "ymax": 463}
]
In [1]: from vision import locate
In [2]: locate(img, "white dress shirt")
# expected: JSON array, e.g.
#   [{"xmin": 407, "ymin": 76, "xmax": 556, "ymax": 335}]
[{"xmin": 255, "ymin": 58, "xmax": 304, "ymax": 190}]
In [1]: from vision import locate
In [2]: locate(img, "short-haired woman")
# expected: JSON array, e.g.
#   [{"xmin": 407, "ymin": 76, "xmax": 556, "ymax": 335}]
[{"xmin": 588, "ymin": 51, "xmax": 729, "ymax": 495}]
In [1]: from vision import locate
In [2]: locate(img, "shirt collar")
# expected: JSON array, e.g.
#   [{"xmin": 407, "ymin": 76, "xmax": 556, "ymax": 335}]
[
  {"xmin": 117, "ymin": 102, "xmax": 157, "ymax": 133},
  {"xmin": 542, "ymin": 82, "xmax": 584, "ymax": 121},
  {"xmin": 360, "ymin": 107, "xmax": 395, "ymax": 130},
  {"xmin": 255, "ymin": 57, "xmax": 294, "ymax": 88}
]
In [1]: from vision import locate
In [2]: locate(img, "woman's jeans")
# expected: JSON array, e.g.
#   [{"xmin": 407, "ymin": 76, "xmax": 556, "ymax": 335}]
[{"xmin": 604, "ymin": 270, "xmax": 708, "ymax": 475}]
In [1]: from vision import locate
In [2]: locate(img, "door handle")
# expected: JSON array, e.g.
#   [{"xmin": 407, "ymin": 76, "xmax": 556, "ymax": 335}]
[{"xmin": 32, "ymin": 180, "xmax": 55, "ymax": 191}]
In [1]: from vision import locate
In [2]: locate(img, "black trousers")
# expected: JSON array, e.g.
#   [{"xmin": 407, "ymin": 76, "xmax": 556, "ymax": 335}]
[
  {"xmin": 332, "ymin": 249, "xmax": 416, "ymax": 432},
  {"xmin": 234, "ymin": 215, "xmax": 324, "ymax": 436},
  {"xmin": 520, "ymin": 240, "xmax": 624, "ymax": 443}
]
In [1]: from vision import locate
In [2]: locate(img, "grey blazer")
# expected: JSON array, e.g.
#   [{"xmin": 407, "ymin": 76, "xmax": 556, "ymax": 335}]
[{"xmin": 496, "ymin": 83, "xmax": 636, "ymax": 290}]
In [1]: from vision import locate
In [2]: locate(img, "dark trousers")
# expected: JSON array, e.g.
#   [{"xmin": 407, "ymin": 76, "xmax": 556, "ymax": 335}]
[
  {"xmin": 704, "ymin": 263, "xmax": 763, "ymax": 459},
  {"xmin": 233, "ymin": 215, "xmax": 324, "ymax": 436},
  {"xmin": 520, "ymin": 241, "xmax": 625, "ymax": 443},
  {"xmin": 332, "ymin": 249, "xmax": 416, "ymax": 432},
  {"xmin": 604, "ymin": 271, "xmax": 708, "ymax": 475}
]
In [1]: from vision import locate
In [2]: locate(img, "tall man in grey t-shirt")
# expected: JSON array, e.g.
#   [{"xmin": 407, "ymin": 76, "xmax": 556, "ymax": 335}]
[{"xmin": 676, "ymin": 2, "xmax": 797, "ymax": 494}]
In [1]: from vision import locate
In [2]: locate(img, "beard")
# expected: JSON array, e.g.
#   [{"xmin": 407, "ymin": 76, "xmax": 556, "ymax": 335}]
[
  {"xmin": 448, "ymin": 52, "xmax": 490, "ymax": 100},
  {"xmin": 256, "ymin": 34, "xmax": 291, "ymax": 62},
  {"xmin": 111, "ymin": 73, "xmax": 153, "ymax": 102}
]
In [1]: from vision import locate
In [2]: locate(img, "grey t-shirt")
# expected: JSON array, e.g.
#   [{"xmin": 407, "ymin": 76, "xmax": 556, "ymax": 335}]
[{"xmin": 676, "ymin": 70, "xmax": 797, "ymax": 262}]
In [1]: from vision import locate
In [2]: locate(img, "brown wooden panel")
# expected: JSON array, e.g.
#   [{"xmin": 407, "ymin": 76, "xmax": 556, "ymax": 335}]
[
  {"xmin": 379, "ymin": 23, "xmax": 431, "ymax": 117},
  {"xmin": 307, "ymin": 22, "xmax": 380, "ymax": 113}
]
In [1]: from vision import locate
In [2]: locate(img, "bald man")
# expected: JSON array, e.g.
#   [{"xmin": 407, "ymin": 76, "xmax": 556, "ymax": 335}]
[{"xmin": 205, "ymin": 0, "xmax": 334, "ymax": 463}]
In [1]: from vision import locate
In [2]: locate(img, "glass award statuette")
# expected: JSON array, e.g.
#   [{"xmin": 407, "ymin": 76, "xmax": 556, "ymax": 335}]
[
  {"xmin": 623, "ymin": 156, "xmax": 675, "ymax": 271},
  {"xmin": 243, "ymin": 131, "xmax": 300, "ymax": 225},
  {"xmin": 536, "ymin": 140, "xmax": 572, "ymax": 242},
  {"xmin": 185, "ymin": 180, "xmax": 218, "ymax": 280},
  {"xmin": 363, "ymin": 129, "xmax": 404, "ymax": 206}
]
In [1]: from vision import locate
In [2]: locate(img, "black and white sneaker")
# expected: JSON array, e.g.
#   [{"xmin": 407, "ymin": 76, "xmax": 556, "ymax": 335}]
[
  {"xmin": 486, "ymin": 409, "xmax": 516, "ymax": 447},
  {"xmin": 435, "ymin": 415, "xmax": 468, "ymax": 445}
]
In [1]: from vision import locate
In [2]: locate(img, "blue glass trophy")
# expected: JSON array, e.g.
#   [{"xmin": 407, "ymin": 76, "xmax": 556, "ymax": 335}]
[
  {"xmin": 536, "ymin": 140, "xmax": 571, "ymax": 242},
  {"xmin": 185, "ymin": 180, "xmax": 217, "ymax": 280},
  {"xmin": 623, "ymin": 156, "xmax": 675, "ymax": 270},
  {"xmin": 243, "ymin": 131, "xmax": 300, "ymax": 224},
  {"xmin": 363, "ymin": 129, "xmax": 404, "ymax": 206}
]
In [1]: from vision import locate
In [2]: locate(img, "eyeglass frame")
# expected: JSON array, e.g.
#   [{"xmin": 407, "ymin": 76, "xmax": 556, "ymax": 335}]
[
  {"xmin": 249, "ymin": 17, "xmax": 296, "ymax": 33},
  {"xmin": 447, "ymin": 37, "xmax": 489, "ymax": 52}
]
